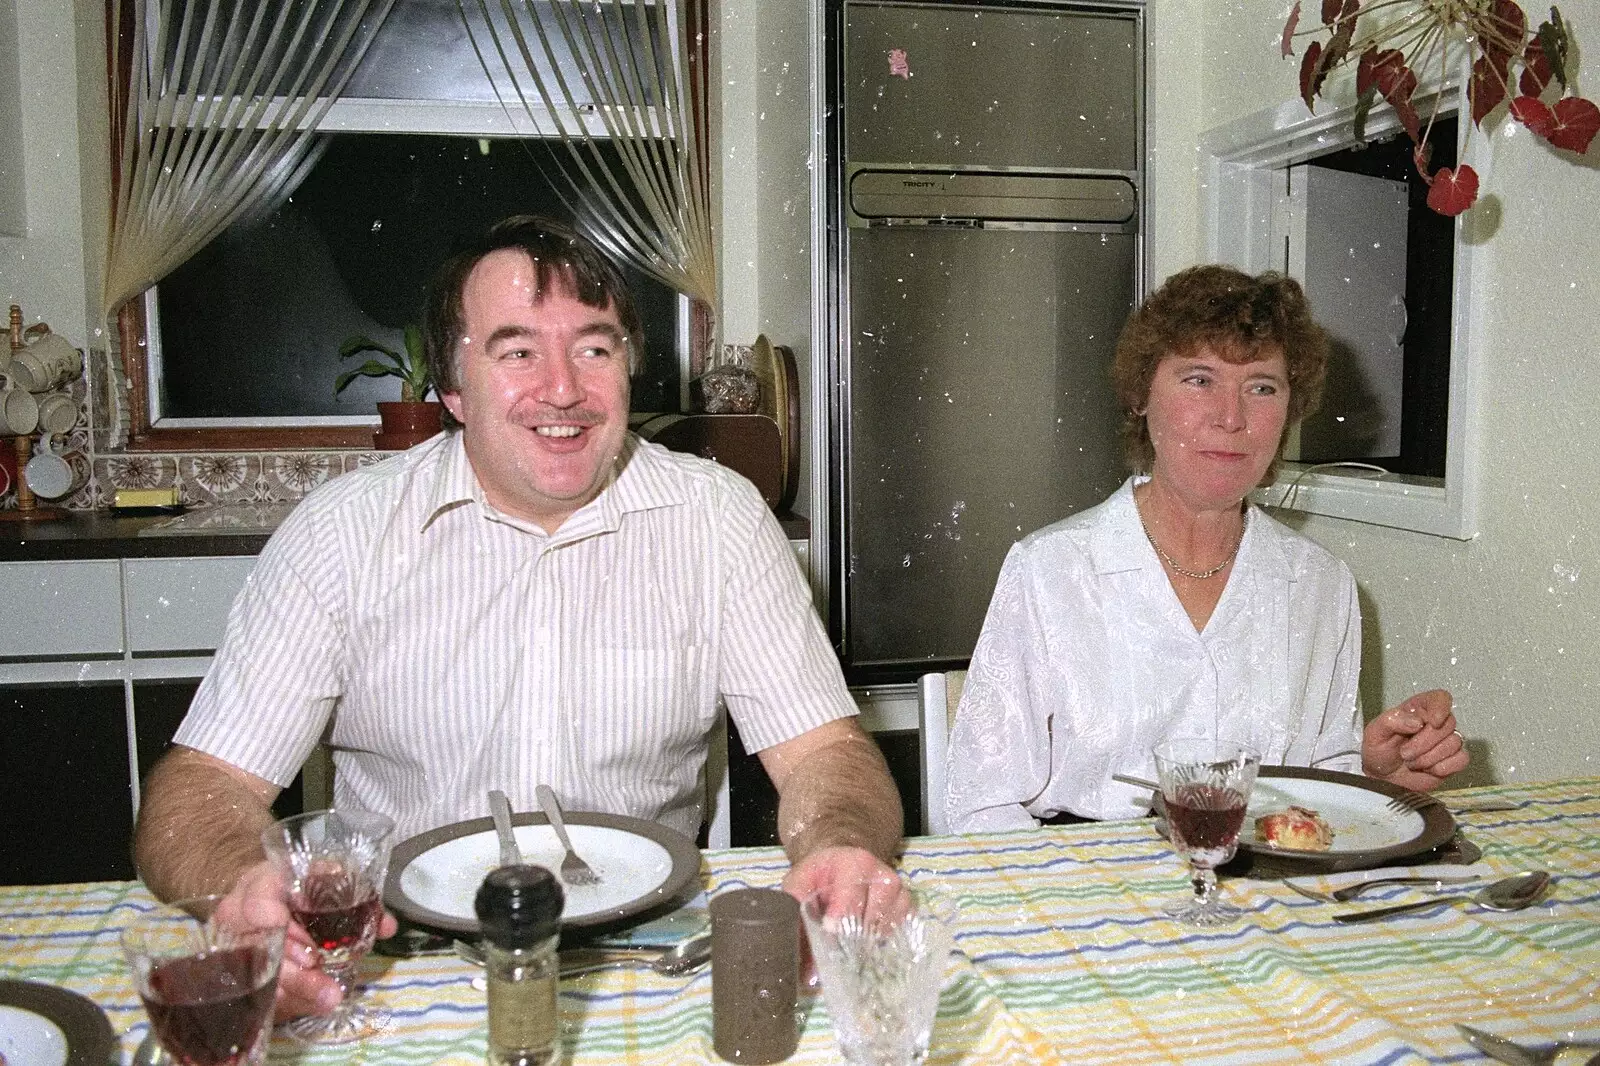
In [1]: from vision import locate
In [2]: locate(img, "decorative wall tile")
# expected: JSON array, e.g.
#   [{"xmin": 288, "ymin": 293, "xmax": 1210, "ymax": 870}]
[
  {"xmin": 181, "ymin": 454, "xmax": 256, "ymax": 503},
  {"xmin": 265, "ymin": 453, "xmax": 336, "ymax": 497}
]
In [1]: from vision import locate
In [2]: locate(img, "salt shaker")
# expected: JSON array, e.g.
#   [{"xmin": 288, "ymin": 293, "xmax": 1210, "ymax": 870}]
[
  {"xmin": 710, "ymin": 887, "xmax": 800, "ymax": 1063},
  {"xmin": 475, "ymin": 865, "xmax": 565, "ymax": 1066}
]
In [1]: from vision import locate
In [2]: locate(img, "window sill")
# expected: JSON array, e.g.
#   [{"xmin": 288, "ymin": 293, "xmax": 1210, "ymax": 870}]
[
  {"xmin": 1252, "ymin": 465, "xmax": 1475, "ymax": 540},
  {"xmin": 124, "ymin": 427, "xmax": 379, "ymax": 452}
]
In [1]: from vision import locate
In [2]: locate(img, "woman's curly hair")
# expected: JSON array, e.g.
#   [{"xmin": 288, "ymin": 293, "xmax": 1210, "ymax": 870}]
[{"xmin": 1110, "ymin": 265, "xmax": 1328, "ymax": 482}]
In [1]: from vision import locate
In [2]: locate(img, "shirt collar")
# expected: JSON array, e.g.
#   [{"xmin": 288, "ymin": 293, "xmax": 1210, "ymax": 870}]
[
  {"xmin": 419, "ymin": 431, "xmax": 687, "ymax": 539},
  {"xmin": 419, "ymin": 431, "xmax": 478, "ymax": 533}
]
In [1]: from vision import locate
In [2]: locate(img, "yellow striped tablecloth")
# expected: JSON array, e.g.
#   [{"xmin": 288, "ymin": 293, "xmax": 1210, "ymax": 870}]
[{"xmin": 2, "ymin": 778, "xmax": 1596, "ymax": 1065}]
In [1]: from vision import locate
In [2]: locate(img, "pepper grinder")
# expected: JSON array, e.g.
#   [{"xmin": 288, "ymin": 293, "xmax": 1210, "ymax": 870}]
[
  {"xmin": 475, "ymin": 864, "xmax": 565, "ymax": 1066},
  {"xmin": 710, "ymin": 887, "xmax": 800, "ymax": 1064}
]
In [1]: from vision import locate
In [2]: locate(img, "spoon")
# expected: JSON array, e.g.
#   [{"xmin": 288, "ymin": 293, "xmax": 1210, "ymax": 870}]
[
  {"xmin": 1333, "ymin": 870, "xmax": 1550, "ymax": 923},
  {"xmin": 454, "ymin": 933, "xmax": 713, "ymax": 978}
]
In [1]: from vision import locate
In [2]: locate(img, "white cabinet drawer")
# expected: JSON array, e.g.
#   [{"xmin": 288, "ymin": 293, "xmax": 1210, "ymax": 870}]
[
  {"xmin": 123, "ymin": 556, "xmax": 258, "ymax": 653},
  {"xmin": 0, "ymin": 560, "xmax": 124, "ymax": 657}
]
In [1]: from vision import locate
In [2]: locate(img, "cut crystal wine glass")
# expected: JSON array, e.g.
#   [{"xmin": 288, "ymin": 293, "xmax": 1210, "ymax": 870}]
[
  {"xmin": 1152, "ymin": 739, "xmax": 1261, "ymax": 926},
  {"xmin": 261, "ymin": 808, "xmax": 395, "ymax": 1044}
]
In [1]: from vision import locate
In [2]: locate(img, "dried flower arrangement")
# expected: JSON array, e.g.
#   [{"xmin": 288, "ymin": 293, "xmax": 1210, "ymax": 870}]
[{"xmin": 1282, "ymin": 1, "xmax": 1600, "ymax": 215}]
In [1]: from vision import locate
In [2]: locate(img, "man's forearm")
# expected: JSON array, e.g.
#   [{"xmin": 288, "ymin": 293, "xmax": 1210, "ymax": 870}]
[
  {"xmin": 774, "ymin": 731, "xmax": 903, "ymax": 867},
  {"xmin": 133, "ymin": 746, "xmax": 281, "ymax": 902}
]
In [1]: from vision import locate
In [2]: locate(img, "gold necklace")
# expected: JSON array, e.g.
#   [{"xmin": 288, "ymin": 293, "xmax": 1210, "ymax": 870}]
[{"xmin": 1136, "ymin": 504, "xmax": 1246, "ymax": 580}]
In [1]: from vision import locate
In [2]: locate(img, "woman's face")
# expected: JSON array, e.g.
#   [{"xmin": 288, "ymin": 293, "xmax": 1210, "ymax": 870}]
[{"xmin": 1144, "ymin": 343, "xmax": 1290, "ymax": 512}]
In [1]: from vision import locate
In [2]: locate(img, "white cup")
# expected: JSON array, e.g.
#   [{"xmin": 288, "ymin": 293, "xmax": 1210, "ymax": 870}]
[
  {"xmin": 35, "ymin": 391, "xmax": 78, "ymax": 435},
  {"xmin": 0, "ymin": 385, "xmax": 39, "ymax": 435},
  {"xmin": 12, "ymin": 333, "xmax": 81, "ymax": 393},
  {"xmin": 23, "ymin": 439, "xmax": 88, "ymax": 500}
]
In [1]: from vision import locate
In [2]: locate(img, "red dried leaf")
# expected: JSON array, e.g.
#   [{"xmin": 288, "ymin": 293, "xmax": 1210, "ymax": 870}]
[
  {"xmin": 1300, "ymin": 41, "xmax": 1325, "ymax": 108},
  {"xmin": 1471, "ymin": 53, "xmax": 1508, "ymax": 126},
  {"xmin": 1368, "ymin": 50, "xmax": 1421, "ymax": 140},
  {"xmin": 1547, "ymin": 96, "xmax": 1600, "ymax": 152},
  {"xmin": 1510, "ymin": 94, "xmax": 1555, "ymax": 137},
  {"xmin": 1426, "ymin": 165, "xmax": 1479, "ymax": 216},
  {"xmin": 1282, "ymin": 2, "xmax": 1301, "ymax": 58},
  {"xmin": 1321, "ymin": 0, "xmax": 1358, "ymax": 27},
  {"xmin": 1520, "ymin": 37, "xmax": 1553, "ymax": 98},
  {"xmin": 1482, "ymin": 0, "xmax": 1526, "ymax": 66},
  {"xmin": 1356, "ymin": 48, "xmax": 1380, "ymax": 96}
]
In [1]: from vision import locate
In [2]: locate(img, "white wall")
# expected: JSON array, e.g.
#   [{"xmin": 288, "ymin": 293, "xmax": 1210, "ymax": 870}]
[
  {"xmin": 0, "ymin": 0, "xmax": 101, "ymax": 350},
  {"xmin": 1155, "ymin": 0, "xmax": 1600, "ymax": 783},
  {"xmin": 717, "ymin": 1, "xmax": 816, "ymax": 519}
]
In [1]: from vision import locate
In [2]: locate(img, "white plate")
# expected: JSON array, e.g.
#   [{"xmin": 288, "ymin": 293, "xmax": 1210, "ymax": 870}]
[
  {"xmin": 0, "ymin": 981, "xmax": 116, "ymax": 1066},
  {"xmin": 1239, "ymin": 767, "xmax": 1456, "ymax": 869},
  {"xmin": 1247, "ymin": 777, "xmax": 1423, "ymax": 853},
  {"xmin": 0, "ymin": 1004, "xmax": 69, "ymax": 1066},
  {"xmin": 385, "ymin": 812, "xmax": 701, "ymax": 935}
]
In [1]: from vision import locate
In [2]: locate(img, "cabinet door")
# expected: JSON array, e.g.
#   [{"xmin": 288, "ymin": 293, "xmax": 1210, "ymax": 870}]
[
  {"xmin": 0, "ymin": 682, "xmax": 135, "ymax": 884},
  {"xmin": 123, "ymin": 556, "xmax": 258, "ymax": 653},
  {"xmin": 0, "ymin": 560, "xmax": 123, "ymax": 658}
]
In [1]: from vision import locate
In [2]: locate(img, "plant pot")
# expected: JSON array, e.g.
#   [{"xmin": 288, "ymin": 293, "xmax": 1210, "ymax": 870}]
[{"xmin": 373, "ymin": 400, "xmax": 444, "ymax": 451}]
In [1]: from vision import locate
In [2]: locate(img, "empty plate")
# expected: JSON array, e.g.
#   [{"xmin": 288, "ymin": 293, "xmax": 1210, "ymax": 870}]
[{"xmin": 384, "ymin": 811, "xmax": 701, "ymax": 936}]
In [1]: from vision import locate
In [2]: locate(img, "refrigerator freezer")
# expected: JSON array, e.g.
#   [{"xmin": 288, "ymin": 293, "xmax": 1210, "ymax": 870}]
[{"xmin": 831, "ymin": 0, "xmax": 1144, "ymax": 675}]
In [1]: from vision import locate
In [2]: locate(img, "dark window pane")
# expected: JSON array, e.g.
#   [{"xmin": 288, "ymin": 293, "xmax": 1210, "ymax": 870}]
[{"xmin": 155, "ymin": 133, "xmax": 681, "ymax": 420}]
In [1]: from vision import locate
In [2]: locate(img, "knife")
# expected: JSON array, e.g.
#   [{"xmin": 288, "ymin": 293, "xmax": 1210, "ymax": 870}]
[
  {"xmin": 489, "ymin": 789, "xmax": 523, "ymax": 867},
  {"xmin": 1457, "ymin": 1024, "xmax": 1600, "ymax": 1066},
  {"xmin": 1459, "ymin": 1025, "xmax": 1542, "ymax": 1066}
]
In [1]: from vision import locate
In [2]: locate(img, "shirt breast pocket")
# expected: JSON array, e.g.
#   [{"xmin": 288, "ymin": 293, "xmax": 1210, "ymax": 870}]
[{"xmin": 575, "ymin": 644, "xmax": 713, "ymax": 772}]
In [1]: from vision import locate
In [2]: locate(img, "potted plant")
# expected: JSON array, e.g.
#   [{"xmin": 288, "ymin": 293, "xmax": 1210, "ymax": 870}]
[{"xmin": 335, "ymin": 324, "xmax": 445, "ymax": 450}]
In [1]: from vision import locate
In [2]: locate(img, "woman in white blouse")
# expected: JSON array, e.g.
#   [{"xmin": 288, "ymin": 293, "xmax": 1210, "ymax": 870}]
[{"xmin": 944, "ymin": 265, "xmax": 1469, "ymax": 832}]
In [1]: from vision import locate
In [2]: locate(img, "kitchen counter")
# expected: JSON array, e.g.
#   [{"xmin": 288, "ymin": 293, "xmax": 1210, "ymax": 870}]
[{"xmin": 0, "ymin": 504, "xmax": 810, "ymax": 561}]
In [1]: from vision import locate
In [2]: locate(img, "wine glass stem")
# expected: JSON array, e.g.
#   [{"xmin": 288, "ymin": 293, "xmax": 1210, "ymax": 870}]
[
  {"xmin": 1191, "ymin": 866, "xmax": 1217, "ymax": 905},
  {"xmin": 324, "ymin": 960, "xmax": 358, "ymax": 1000}
]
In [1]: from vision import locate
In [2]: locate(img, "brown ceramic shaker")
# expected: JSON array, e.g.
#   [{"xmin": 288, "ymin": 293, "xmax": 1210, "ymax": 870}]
[{"xmin": 710, "ymin": 887, "xmax": 800, "ymax": 1063}]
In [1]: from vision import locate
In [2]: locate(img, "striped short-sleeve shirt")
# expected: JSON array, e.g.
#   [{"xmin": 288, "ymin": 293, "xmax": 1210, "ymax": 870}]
[{"xmin": 175, "ymin": 432, "xmax": 856, "ymax": 841}]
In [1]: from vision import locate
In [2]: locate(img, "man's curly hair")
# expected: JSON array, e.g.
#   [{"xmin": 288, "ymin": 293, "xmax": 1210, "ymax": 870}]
[{"xmin": 1110, "ymin": 264, "xmax": 1328, "ymax": 483}]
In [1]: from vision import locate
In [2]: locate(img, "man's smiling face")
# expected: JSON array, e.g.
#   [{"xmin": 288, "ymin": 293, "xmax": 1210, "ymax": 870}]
[{"xmin": 441, "ymin": 248, "xmax": 631, "ymax": 532}]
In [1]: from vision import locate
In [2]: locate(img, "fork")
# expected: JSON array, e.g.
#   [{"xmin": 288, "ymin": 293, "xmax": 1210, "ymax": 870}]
[
  {"xmin": 1387, "ymin": 791, "xmax": 1526, "ymax": 815},
  {"xmin": 1385, "ymin": 790, "xmax": 1440, "ymax": 815},
  {"xmin": 536, "ymin": 784, "xmax": 601, "ymax": 886},
  {"xmin": 1283, "ymin": 874, "xmax": 1480, "ymax": 904}
]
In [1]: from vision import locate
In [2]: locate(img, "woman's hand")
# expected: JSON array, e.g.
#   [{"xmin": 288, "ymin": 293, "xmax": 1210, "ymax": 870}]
[{"xmin": 1361, "ymin": 689, "xmax": 1469, "ymax": 792}]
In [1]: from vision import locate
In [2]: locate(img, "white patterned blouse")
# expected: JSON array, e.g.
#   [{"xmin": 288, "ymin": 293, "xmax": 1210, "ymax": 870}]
[{"xmin": 945, "ymin": 477, "xmax": 1363, "ymax": 832}]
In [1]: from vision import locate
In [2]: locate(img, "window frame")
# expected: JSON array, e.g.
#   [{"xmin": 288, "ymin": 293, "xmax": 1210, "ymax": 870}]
[
  {"xmin": 114, "ymin": 6, "xmax": 695, "ymax": 451},
  {"xmin": 1199, "ymin": 82, "xmax": 1485, "ymax": 541}
]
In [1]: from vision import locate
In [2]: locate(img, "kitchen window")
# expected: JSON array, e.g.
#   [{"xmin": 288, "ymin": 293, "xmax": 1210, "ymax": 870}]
[
  {"xmin": 120, "ymin": 0, "xmax": 690, "ymax": 450},
  {"xmin": 1201, "ymin": 85, "xmax": 1484, "ymax": 540}
]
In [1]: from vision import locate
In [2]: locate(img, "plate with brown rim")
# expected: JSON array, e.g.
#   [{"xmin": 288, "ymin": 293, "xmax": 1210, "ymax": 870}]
[
  {"xmin": 1240, "ymin": 766, "xmax": 1457, "ymax": 872},
  {"xmin": 384, "ymin": 811, "xmax": 701, "ymax": 937}
]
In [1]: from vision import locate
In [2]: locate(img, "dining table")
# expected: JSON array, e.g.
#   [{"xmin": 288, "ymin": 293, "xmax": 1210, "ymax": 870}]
[{"xmin": 3, "ymin": 776, "xmax": 1596, "ymax": 1065}]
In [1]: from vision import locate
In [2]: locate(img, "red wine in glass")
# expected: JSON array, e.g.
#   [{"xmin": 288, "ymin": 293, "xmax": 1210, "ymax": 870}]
[
  {"xmin": 1165, "ymin": 783, "xmax": 1248, "ymax": 857},
  {"xmin": 289, "ymin": 865, "xmax": 383, "ymax": 964},
  {"xmin": 142, "ymin": 946, "xmax": 277, "ymax": 1066}
]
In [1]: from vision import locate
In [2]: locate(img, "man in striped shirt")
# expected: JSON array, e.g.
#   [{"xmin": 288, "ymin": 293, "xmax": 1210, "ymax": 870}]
[{"xmin": 134, "ymin": 216, "xmax": 904, "ymax": 1019}]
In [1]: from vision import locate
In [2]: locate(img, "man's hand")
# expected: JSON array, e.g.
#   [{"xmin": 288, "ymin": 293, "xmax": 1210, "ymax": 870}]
[
  {"xmin": 216, "ymin": 860, "xmax": 398, "ymax": 1020},
  {"xmin": 1362, "ymin": 689, "xmax": 1469, "ymax": 792},
  {"xmin": 781, "ymin": 845, "xmax": 906, "ymax": 920}
]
